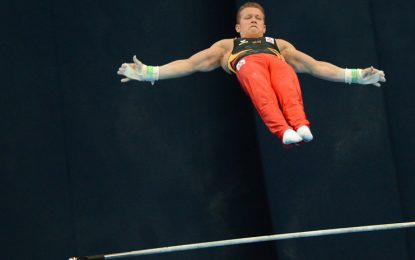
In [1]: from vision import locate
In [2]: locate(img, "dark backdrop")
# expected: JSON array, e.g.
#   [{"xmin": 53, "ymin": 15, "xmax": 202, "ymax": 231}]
[
  {"xmin": 245, "ymin": 0, "xmax": 415, "ymax": 259},
  {"xmin": 1, "ymin": 0, "xmax": 414, "ymax": 260}
]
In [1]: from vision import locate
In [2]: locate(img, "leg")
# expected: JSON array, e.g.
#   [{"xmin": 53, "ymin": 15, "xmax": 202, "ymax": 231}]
[
  {"xmin": 269, "ymin": 58, "xmax": 310, "ymax": 129},
  {"xmin": 235, "ymin": 55, "xmax": 299, "ymax": 142},
  {"xmin": 269, "ymin": 58, "xmax": 313, "ymax": 141}
]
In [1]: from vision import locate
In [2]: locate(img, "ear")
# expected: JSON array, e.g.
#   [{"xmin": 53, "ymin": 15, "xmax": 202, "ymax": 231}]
[
  {"xmin": 235, "ymin": 24, "xmax": 241, "ymax": 33},
  {"xmin": 263, "ymin": 24, "xmax": 266, "ymax": 34}
]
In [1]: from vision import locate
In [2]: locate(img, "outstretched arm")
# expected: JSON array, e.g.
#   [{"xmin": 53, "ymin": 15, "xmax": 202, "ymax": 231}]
[
  {"xmin": 277, "ymin": 39, "xmax": 386, "ymax": 87},
  {"xmin": 117, "ymin": 40, "xmax": 229, "ymax": 84}
]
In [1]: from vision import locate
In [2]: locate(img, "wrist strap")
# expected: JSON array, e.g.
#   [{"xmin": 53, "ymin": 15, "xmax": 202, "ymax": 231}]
[
  {"xmin": 143, "ymin": 65, "xmax": 160, "ymax": 85},
  {"xmin": 345, "ymin": 68, "xmax": 362, "ymax": 84}
]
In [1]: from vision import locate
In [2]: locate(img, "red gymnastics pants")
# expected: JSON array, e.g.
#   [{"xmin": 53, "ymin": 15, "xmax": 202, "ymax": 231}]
[{"xmin": 235, "ymin": 53, "xmax": 310, "ymax": 140}]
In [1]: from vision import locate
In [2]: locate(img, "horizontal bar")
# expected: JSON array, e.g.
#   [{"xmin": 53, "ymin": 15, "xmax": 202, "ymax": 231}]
[{"xmin": 70, "ymin": 221, "xmax": 415, "ymax": 260}]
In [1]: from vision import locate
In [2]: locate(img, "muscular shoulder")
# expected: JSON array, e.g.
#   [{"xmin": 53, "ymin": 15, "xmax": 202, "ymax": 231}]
[
  {"xmin": 211, "ymin": 39, "xmax": 233, "ymax": 52},
  {"xmin": 276, "ymin": 39, "xmax": 295, "ymax": 53}
]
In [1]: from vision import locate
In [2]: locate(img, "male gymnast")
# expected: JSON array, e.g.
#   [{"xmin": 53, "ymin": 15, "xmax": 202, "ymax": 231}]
[{"xmin": 117, "ymin": 2, "xmax": 386, "ymax": 147}]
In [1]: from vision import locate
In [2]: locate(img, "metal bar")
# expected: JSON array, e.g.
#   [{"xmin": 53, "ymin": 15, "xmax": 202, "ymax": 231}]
[{"xmin": 70, "ymin": 221, "xmax": 415, "ymax": 260}]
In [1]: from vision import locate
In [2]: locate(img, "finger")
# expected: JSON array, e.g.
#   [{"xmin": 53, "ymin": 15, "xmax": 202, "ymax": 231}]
[
  {"xmin": 364, "ymin": 67, "xmax": 375, "ymax": 77},
  {"xmin": 121, "ymin": 78, "xmax": 131, "ymax": 83},
  {"xmin": 117, "ymin": 68, "xmax": 125, "ymax": 75},
  {"xmin": 122, "ymin": 63, "xmax": 135, "ymax": 68},
  {"xmin": 369, "ymin": 67, "xmax": 377, "ymax": 74},
  {"xmin": 369, "ymin": 67, "xmax": 376, "ymax": 75},
  {"xmin": 373, "ymin": 69, "xmax": 383, "ymax": 75},
  {"xmin": 133, "ymin": 55, "xmax": 141, "ymax": 65},
  {"xmin": 373, "ymin": 82, "xmax": 381, "ymax": 87}
]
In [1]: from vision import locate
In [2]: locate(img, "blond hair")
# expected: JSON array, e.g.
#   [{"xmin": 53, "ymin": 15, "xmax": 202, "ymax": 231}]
[{"xmin": 236, "ymin": 2, "xmax": 266, "ymax": 23}]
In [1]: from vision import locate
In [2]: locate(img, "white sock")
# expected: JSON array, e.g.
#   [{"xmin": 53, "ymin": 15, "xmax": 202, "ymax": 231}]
[
  {"xmin": 282, "ymin": 129, "xmax": 303, "ymax": 145},
  {"xmin": 296, "ymin": 125, "xmax": 313, "ymax": 142}
]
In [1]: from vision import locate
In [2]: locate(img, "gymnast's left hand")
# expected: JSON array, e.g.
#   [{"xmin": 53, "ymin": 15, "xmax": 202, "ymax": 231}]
[{"xmin": 360, "ymin": 66, "xmax": 386, "ymax": 87}]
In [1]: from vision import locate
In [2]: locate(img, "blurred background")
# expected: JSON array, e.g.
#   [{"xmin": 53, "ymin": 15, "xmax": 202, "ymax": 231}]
[{"xmin": 1, "ymin": 0, "xmax": 414, "ymax": 259}]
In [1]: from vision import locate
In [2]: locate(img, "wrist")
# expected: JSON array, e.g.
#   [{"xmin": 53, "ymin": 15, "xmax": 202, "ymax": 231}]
[
  {"xmin": 142, "ymin": 65, "xmax": 160, "ymax": 84},
  {"xmin": 344, "ymin": 68, "xmax": 362, "ymax": 84}
]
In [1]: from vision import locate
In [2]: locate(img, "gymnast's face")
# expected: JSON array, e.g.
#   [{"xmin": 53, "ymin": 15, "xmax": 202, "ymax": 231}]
[{"xmin": 236, "ymin": 7, "xmax": 266, "ymax": 38}]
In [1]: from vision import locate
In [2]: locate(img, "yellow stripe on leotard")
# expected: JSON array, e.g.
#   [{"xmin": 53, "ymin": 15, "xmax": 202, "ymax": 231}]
[{"xmin": 227, "ymin": 50, "xmax": 250, "ymax": 74}]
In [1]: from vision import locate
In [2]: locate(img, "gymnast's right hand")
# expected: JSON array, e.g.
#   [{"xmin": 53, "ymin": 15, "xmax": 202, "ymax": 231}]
[{"xmin": 117, "ymin": 55, "xmax": 146, "ymax": 83}]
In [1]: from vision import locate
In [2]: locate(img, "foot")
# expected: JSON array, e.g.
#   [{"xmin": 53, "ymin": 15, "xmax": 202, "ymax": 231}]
[
  {"xmin": 296, "ymin": 125, "xmax": 313, "ymax": 142},
  {"xmin": 282, "ymin": 129, "xmax": 303, "ymax": 145}
]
